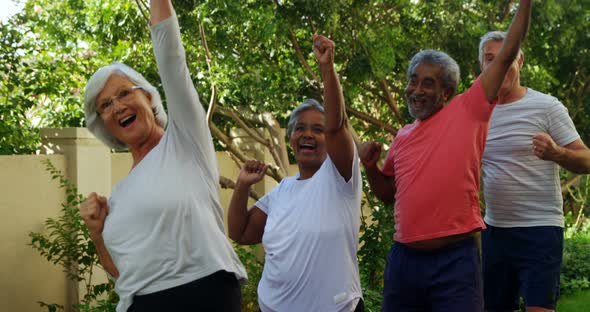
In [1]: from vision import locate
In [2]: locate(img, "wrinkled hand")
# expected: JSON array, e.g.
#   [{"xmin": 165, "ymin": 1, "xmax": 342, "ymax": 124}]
[
  {"xmin": 359, "ymin": 141, "xmax": 382, "ymax": 169},
  {"xmin": 313, "ymin": 34, "xmax": 335, "ymax": 66},
  {"xmin": 238, "ymin": 160, "xmax": 269, "ymax": 186},
  {"xmin": 80, "ymin": 192, "xmax": 109, "ymax": 239},
  {"xmin": 533, "ymin": 132, "xmax": 562, "ymax": 161}
]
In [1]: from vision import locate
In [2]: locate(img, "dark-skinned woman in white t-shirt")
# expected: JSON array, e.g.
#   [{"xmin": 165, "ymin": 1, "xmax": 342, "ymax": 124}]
[{"xmin": 228, "ymin": 35, "xmax": 364, "ymax": 312}]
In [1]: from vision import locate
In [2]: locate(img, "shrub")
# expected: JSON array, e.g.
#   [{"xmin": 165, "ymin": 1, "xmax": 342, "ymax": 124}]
[
  {"xmin": 561, "ymin": 234, "xmax": 590, "ymax": 295},
  {"xmin": 233, "ymin": 244, "xmax": 264, "ymax": 311},
  {"xmin": 29, "ymin": 159, "xmax": 117, "ymax": 311},
  {"xmin": 357, "ymin": 176, "xmax": 395, "ymax": 311}
]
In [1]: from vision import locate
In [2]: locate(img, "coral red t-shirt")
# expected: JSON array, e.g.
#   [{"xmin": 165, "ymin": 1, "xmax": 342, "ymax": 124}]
[{"xmin": 382, "ymin": 78, "xmax": 495, "ymax": 243}]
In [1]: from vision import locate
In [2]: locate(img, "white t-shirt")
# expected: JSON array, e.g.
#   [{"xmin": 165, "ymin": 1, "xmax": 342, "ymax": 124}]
[
  {"xmin": 255, "ymin": 150, "xmax": 363, "ymax": 312},
  {"xmin": 482, "ymin": 88, "xmax": 580, "ymax": 228},
  {"xmin": 102, "ymin": 15, "xmax": 246, "ymax": 312}
]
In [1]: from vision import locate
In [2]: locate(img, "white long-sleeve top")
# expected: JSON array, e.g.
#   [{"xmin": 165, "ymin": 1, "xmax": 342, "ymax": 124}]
[{"xmin": 102, "ymin": 14, "xmax": 246, "ymax": 312}]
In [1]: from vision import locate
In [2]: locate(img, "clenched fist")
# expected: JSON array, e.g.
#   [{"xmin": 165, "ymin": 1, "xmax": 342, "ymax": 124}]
[
  {"xmin": 313, "ymin": 34, "xmax": 335, "ymax": 66},
  {"xmin": 237, "ymin": 160, "xmax": 269, "ymax": 187},
  {"xmin": 80, "ymin": 192, "xmax": 109, "ymax": 239},
  {"xmin": 532, "ymin": 132, "xmax": 562, "ymax": 161},
  {"xmin": 360, "ymin": 141, "xmax": 382, "ymax": 169}
]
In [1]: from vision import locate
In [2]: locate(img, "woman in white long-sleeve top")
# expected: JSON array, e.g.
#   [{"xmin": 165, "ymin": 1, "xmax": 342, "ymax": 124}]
[
  {"xmin": 227, "ymin": 35, "xmax": 364, "ymax": 312},
  {"xmin": 79, "ymin": 1, "xmax": 246, "ymax": 311}
]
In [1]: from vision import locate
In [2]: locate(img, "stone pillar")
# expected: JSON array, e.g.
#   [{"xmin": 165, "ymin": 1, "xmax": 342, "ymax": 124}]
[
  {"xmin": 40, "ymin": 127, "xmax": 112, "ymax": 312},
  {"xmin": 40, "ymin": 128, "xmax": 112, "ymax": 196}
]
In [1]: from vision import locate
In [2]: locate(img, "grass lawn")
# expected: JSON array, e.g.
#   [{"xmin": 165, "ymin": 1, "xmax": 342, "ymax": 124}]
[{"xmin": 557, "ymin": 290, "xmax": 590, "ymax": 311}]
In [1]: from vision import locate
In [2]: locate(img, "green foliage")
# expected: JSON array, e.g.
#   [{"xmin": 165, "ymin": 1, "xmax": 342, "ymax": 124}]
[
  {"xmin": 561, "ymin": 216, "xmax": 590, "ymax": 295},
  {"xmin": 29, "ymin": 159, "xmax": 117, "ymax": 311},
  {"xmin": 524, "ymin": 0, "xmax": 590, "ymax": 136},
  {"xmin": 557, "ymin": 290, "xmax": 590, "ymax": 312},
  {"xmin": 561, "ymin": 239, "xmax": 590, "ymax": 295},
  {"xmin": 37, "ymin": 302, "xmax": 65, "ymax": 312},
  {"xmin": 561, "ymin": 175, "xmax": 590, "ymax": 297},
  {"xmin": 357, "ymin": 175, "xmax": 395, "ymax": 310},
  {"xmin": 563, "ymin": 173, "xmax": 590, "ymax": 221},
  {"xmin": 233, "ymin": 244, "xmax": 264, "ymax": 311},
  {"xmin": 5, "ymin": 0, "xmax": 587, "ymax": 155},
  {"xmin": 0, "ymin": 19, "xmax": 42, "ymax": 154}
]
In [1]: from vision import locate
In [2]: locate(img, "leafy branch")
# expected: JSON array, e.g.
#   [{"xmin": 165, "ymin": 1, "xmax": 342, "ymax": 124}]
[{"xmin": 29, "ymin": 159, "xmax": 116, "ymax": 311}]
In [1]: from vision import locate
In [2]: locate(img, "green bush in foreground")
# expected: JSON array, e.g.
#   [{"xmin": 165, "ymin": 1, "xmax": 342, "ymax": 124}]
[
  {"xmin": 29, "ymin": 160, "xmax": 117, "ymax": 311},
  {"xmin": 561, "ymin": 234, "xmax": 590, "ymax": 295}
]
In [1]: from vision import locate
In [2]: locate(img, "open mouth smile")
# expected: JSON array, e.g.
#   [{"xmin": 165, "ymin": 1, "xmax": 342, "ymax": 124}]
[
  {"xmin": 119, "ymin": 115, "xmax": 137, "ymax": 128},
  {"xmin": 299, "ymin": 142, "xmax": 316, "ymax": 153}
]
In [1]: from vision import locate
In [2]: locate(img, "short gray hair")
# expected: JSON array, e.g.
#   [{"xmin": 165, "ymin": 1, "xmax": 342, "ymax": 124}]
[
  {"xmin": 84, "ymin": 62, "xmax": 167, "ymax": 149},
  {"xmin": 407, "ymin": 50, "xmax": 460, "ymax": 97},
  {"xmin": 287, "ymin": 99, "xmax": 325, "ymax": 137},
  {"xmin": 478, "ymin": 31, "xmax": 523, "ymax": 65}
]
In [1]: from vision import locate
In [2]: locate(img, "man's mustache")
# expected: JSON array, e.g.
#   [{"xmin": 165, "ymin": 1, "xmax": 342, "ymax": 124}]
[{"xmin": 408, "ymin": 94, "xmax": 427, "ymax": 103}]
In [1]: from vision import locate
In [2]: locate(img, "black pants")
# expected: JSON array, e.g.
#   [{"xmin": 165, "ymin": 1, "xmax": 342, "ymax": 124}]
[
  {"xmin": 354, "ymin": 298, "xmax": 365, "ymax": 312},
  {"xmin": 129, "ymin": 270, "xmax": 242, "ymax": 312}
]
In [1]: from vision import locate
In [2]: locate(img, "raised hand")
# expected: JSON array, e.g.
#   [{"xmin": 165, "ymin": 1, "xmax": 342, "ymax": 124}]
[
  {"xmin": 313, "ymin": 34, "xmax": 335, "ymax": 66},
  {"xmin": 237, "ymin": 160, "xmax": 269, "ymax": 187},
  {"xmin": 533, "ymin": 132, "xmax": 562, "ymax": 161},
  {"xmin": 80, "ymin": 192, "xmax": 109, "ymax": 239},
  {"xmin": 360, "ymin": 141, "xmax": 382, "ymax": 169}
]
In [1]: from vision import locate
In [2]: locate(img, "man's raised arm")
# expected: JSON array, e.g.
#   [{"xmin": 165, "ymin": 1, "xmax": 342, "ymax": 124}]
[{"xmin": 481, "ymin": 0, "xmax": 532, "ymax": 102}]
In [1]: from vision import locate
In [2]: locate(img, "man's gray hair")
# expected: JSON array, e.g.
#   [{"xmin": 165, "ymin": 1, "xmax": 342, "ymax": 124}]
[
  {"xmin": 287, "ymin": 99, "xmax": 325, "ymax": 138},
  {"xmin": 478, "ymin": 31, "xmax": 523, "ymax": 65},
  {"xmin": 407, "ymin": 50, "xmax": 460, "ymax": 96},
  {"xmin": 84, "ymin": 62, "xmax": 167, "ymax": 149}
]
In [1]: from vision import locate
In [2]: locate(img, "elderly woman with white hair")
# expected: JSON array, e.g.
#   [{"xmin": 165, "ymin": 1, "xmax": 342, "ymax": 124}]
[
  {"xmin": 79, "ymin": 1, "xmax": 246, "ymax": 311},
  {"xmin": 227, "ymin": 35, "xmax": 364, "ymax": 312}
]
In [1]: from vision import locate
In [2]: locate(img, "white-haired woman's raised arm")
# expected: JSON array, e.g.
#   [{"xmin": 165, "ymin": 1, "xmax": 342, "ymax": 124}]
[
  {"xmin": 150, "ymin": 0, "xmax": 218, "ymax": 175},
  {"xmin": 150, "ymin": 0, "xmax": 173, "ymax": 25}
]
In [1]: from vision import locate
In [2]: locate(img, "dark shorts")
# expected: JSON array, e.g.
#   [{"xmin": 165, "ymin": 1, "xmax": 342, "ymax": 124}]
[
  {"xmin": 482, "ymin": 224, "xmax": 563, "ymax": 310},
  {"xmin": 381, "ymin": 237, "xmax": 483, "ymax": 312},
  {"xmin": 128, "ymin": 270, "xmax": 242, "ymax": 312}
]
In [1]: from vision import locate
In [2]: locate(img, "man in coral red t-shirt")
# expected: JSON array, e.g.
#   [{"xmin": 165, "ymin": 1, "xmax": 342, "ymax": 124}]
[{"xmin": 359, "ymin": 1, "xmax": 532, "ymax": 311}]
